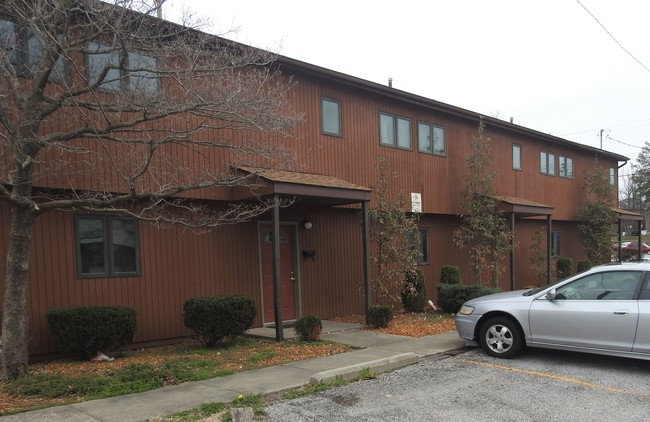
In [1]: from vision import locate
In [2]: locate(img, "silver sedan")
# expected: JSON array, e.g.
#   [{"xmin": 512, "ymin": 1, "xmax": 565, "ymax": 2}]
[{"xmin": 455, "ymin": 262, "xmax": 650, "ymax": 359}]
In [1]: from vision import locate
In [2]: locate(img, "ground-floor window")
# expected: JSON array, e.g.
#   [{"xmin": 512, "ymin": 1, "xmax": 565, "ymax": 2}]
[
  {"xmin": 416, "ymin": 227, "xmax": 429, "ymax": 265},
  {"xmin": 551, "ymin": 231, "xmax": 561, "ymax": 257},
  {"xmin": 75, "ymin": 215, "xmax": 140, "ymax": 277}
]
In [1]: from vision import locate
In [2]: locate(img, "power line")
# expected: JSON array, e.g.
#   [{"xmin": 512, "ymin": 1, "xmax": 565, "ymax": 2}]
[
  {"xmin": 575, "ymin": 0, "xmax": 650, "ymax": 74},
  {"xmin": 560, "ymin": 118, "xmax": 650, "ymax": 137},
  {"xmin": 606, "ymin": 134, "xmax": 645, "ymax": 149}
]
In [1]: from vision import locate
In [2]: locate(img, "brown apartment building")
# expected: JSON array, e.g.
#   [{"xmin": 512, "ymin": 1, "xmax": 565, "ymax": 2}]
[{"xmin": 0, "ymin": 2, "xmax": 628, "ymax": 357}]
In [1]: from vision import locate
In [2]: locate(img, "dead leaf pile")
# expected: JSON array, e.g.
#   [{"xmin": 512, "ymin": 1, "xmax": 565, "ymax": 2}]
[{"xmin": 0, "ymin": 311, "xmax": 455, "ymax": 415}]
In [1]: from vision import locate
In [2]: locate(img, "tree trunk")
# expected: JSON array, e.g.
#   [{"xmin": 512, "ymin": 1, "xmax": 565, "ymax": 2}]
[{"xmin": 1, "ymin": 206, "xmax": 35, "ymax": 380}]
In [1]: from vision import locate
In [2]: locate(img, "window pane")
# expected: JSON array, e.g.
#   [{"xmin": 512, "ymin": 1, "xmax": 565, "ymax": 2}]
[
  {"xmin": 88, "ymin": 42, "xmax": 121, "ymax": 90},
  {"xmin": 610, "ymin": 168, "xmax": 615, "ymax": 185},
  {"xmin": 380, "ymin": 114, "xmax": 394, "ymax": 145},
  {"xmin": 78, "ymin": 218, "xmax": 106, "ymax": 275},
  {"xmin": 433, "ymin": 126, "xmax": 445, "ymax": 155},
  {"xmin": 417, "ymin": 228, "xmax": 429, "ymax": 264},
  {"xmin": 128, "ymin": 51, "xmax": 158, "ymax": 93},
  {"xmin": 26, "ymin": 30, "xmax": 66, "ymax": 82},
  {"xmin": 0, "ymin": 19, "xmax": 17, "ymax": 65},
  {"xmin": 540, "ymin": 152, "xmax": 547, "ymax": 174},
  {"xmin": 551, "ymin": 231, "xmax": 561, "ymax": 256},
  {"xmin": 548, "ymin": 153, "xmax": 556, "ymax": 175},
  {"xmin": 513, "ymin": 145, "xmax": 521, "ymax": 170},
  {"xmin": 418, "ymin": 123, "xmax": 432, "ymax": 153},
  {"xmin": 566, "ymin": 158, "xmax": 573, "ymax": 178},
  {"xmin": 397, "ymin": 117, "xmax": 411, "ymax": 148},
  {"xmin": 111, "ymin": 218, "xmax": 138, "ymax": 274},
  {"xmin": 322, "ymin": 99, "xmax": 341, "ymax": 136},
  {"xmin": 559, "ymin": 156, "xmax": 566, "ymax": 177}
]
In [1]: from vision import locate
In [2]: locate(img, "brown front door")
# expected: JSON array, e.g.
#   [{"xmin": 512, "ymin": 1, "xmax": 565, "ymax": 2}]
[{"xmin": 260, "ymin": 224, "xmax": 297, "ymax": 324}]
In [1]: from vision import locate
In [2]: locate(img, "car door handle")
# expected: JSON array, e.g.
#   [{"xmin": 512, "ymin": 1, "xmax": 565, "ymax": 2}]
[{"xmin": 613, "ymin": 311, "xmax": 629, "ymax": 315}]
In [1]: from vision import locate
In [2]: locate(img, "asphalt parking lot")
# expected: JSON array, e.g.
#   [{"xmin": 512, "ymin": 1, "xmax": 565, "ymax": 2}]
[{"xmin": 265, "ymin": 347, "xmax": 650, "ymax": 421}]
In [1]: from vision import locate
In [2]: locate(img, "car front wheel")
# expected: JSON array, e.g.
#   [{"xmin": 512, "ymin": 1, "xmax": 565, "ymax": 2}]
[{"xmin": 479, "ymin": 317, "xmax": 523, "ymax": 359}]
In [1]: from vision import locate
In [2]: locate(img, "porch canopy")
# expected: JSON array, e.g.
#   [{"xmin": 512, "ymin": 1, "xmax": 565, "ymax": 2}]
[
  {"xmin": 232, "ymin": 166, "xmax": 371, "ymax": 206},
  {"xmin": 613, "ymin": 207, "xmax": 644, "ymax": 262},
  {"xmin": 492, "ymin": 195, "xmax": 555, "ymax": 288},
  {"xmin": 232, "ymin": 166, "xmax": 372, "ymax": 341}
]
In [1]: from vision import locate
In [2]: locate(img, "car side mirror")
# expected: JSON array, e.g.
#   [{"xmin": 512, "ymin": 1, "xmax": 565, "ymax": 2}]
[{"xmin": 546, "ymin": 289, "xmax": 557, "ymax": 300}]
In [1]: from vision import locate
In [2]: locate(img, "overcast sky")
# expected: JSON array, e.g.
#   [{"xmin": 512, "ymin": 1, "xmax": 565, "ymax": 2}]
[{"xmin": 164, "ymin": 0, "xmax": 650, "ymax": 182}]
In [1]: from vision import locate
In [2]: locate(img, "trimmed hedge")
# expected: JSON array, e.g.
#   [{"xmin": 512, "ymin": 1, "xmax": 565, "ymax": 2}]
[
  {"xmin": 556, "ymin": 257, "xmax": 574, "ymax": 279},
  {"xmin": 367, "ymin": 305, "xmax": 393, "ymax": 328},
  {"xmin": 577, "ymin": 260, "xmax": 592, "ymax": 273},
  {"xmin": 47, "ymin": 306, "xmax": 137, "ymax": 359},
  {"xmin": 401, "ymin": 269, "xmax": 426, "ymax": 312},
  {"xmin": 183, "ymin": 295, "xmax": 256, "ymax": 347},
  {"xmin": 439, "ymin": 265, "xmax": 461, "ymax": 285},
  {"xmin": 294, "ymin": 315, "xmax": 322, "ymax": 341},
  {"xmin": 437, "ymin": 284, "xmax": 500, "ymax": 313}
]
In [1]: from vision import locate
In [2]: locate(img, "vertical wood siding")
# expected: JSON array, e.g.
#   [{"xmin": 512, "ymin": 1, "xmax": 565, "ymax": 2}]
[{"xmin": 0, "ymin": 58, "xmax": 623, "ymax": 357}]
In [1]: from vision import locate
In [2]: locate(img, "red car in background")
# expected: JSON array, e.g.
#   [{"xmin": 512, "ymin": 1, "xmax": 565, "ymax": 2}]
[{"xmin": 622, "ymin": 242, "xmax": 650, "ymax": 260}]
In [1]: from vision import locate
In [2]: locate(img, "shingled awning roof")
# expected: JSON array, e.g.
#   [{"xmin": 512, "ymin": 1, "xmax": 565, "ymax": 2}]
[
  {"xmin": 492, "ymin": 195, "xmax": 554, "ymax": 217},
  {"xmin": 232, "ymin": 166, "xmax": 371, "ymax": 206},
  {"xmin": 612, "ymin": 207, "xmax": 644, "ymax": 221}
]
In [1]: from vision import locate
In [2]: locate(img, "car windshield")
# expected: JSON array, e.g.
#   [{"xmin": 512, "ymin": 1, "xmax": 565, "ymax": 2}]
[{"xmin": 522, "ymin": 277, "xmax": 568, "ymax": 296}]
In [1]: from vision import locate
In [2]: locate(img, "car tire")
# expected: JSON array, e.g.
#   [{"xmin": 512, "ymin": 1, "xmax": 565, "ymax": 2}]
[{"xmin": 479, "ymin": 317, "xmax": 523, "ymax": 359}]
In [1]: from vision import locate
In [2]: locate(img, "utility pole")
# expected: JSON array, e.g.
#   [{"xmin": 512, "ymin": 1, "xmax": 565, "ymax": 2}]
[{"xmin": 600, "ymin": 129, "xmax": 604, "ymax": 149}]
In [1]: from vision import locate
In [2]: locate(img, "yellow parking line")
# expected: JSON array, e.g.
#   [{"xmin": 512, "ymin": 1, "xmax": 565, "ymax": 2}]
[{"xmin": 463, "ymin": 359, "xmax": 631, "ymax": 394}]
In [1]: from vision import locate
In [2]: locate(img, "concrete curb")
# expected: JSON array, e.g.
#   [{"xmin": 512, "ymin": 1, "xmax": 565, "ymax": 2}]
[{"xmin": 309, "ymin": 352, "xmax": 420, "ymax": 383}]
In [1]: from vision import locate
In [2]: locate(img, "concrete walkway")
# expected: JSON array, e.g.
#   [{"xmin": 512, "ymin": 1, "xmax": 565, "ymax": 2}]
[{"xmin": 1, "ymin": 321, "xmax": 466, "ymax": 422}]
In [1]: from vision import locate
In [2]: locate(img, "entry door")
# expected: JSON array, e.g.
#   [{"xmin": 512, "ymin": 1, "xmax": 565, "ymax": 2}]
[{"xmin": 260, "ymin": 224, "xmax": 297, "ymax": 324}]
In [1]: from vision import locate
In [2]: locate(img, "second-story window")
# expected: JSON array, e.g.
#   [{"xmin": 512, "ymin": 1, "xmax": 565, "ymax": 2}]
[
  {"xmin": 321, "ymin": 98, "xmax": 342, "ymax": 136},
  {"xmin": 610, "ymin": 168, "xmax": 616, "ymax": 186},
  {"xmin": 513, "ymin": 144, "xmax": 522, "ymax": 170},
  {"xmin": 559, "ymin": 156, "xmax": 573, "ymax": 178},
  {"xmin": 1, "ymin": 17, "xmax": 67, "ymax": 82},
  {"xmin": 540, "ymin": 151, "xmax": 556, "ymax": 176},
  {"xmin": 87, "ymin": 42, "xmax": 159, "ymax": 93},
  {"xmin": 418, "ymin": 122, "xmax": 446, "ymax": 156},
  {"xmin": 380, "ymin": 113, "xmax": 411, "ymax": 149}
]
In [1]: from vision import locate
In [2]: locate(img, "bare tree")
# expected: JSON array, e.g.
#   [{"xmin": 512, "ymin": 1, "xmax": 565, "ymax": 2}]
[
  {"xmin": 0, "ymin": 0, "xmax": 302, "ymax": 379},
  {"xmin": 577, "ymin": 158, "xmax": 617, "ymax": 265},
  {"xmin": 368, "ymin": 157, "xmax": 420, "ymax": 306},
  {"xmin": 453, "ymin": 118, "xmax": 512, "ymax": 286}
]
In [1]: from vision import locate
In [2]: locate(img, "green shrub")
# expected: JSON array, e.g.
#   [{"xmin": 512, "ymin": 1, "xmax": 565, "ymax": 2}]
[
  {"xmin": 556, "ymin": 257, "xmax": 574, "ymax": 279},
  {"xmin": 367, "ymin": 305, "xmax": 393, "ymax": 328},
  {"xmin": 183, "ymin": 295, "xmax": 256, "ymax": 347},
  {"xmin": 577, "ymin": 260, "xmax": 592, "ymax": 273},
  {"xmin": 401, "ymin": 269, "xmax": 426, "ymax": 312},
  {"xmin": 439, "ymin": 265, "xmax": 461, "ymax": 285},
  {"xmin": 47, "ymin": 306, "xmax": 137, "ymax": 359},
  {"xmin": 436, "ymin": 284, "xmax": 500, "ymax": 313},
  {"xmin": 294, "ymin": 315, "xmax": 323, "ymax": 341}
]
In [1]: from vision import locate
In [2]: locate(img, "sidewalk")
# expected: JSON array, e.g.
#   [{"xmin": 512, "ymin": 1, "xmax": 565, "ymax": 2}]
[{"xmin": 1, "ymin": 321, "xmax": 466, "ymax": 422}]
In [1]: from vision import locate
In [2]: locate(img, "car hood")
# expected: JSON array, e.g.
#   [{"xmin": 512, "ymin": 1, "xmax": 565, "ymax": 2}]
[{"xmin": 465, "ymin": 289, "xmax": 532, "ymax": 305}]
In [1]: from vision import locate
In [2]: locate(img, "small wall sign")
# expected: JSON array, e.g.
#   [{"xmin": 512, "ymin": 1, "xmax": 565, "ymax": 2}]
[{"xmin": 411, "ymin": 193, "xmax": 422, "ymax": 213}]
